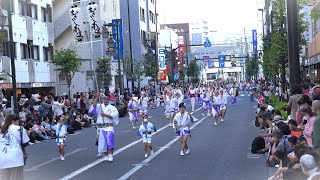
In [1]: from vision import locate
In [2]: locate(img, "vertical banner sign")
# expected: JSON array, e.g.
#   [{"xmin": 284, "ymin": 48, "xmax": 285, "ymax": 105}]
[
  {"xmin": 158, "ymin": 48, "xmax": 166, "ymax": 70},
  {"xmin": 252, "ymin": 29, "xmax": 258, "ymax": 55},
  {"xmin": 112, "ymin": 19, "xmax": 123, "ymax": 60},
  {"xmin": 178, "ymin": 36, "xmax": 184, "ymax": 66},
  {"xmin": 219, "ymin": 55, "xmax": 225, "ymax": 68},
  {"xmin": 69, "ymin": 5, "xmax": 85, "ymax": 41},
  {"xmin": 86, "ymin": 2, "xmax": 101, "ymax": 37}
]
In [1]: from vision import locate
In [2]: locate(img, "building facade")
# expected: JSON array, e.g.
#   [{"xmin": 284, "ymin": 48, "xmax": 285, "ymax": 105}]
[
  {"xmin": 120, "ymin": 0, "xmax": 157, "ymax": 88},
  {"xmin": 189, "ymin": 21, "xmax": 209, "ymax": 45},
  {"xmin": 0, "ymin": 0, "xmax": 55, "ymax": 99},
  {"xmin": 53, "ymin": 0, "xmax": 122, "ymax": 95}
]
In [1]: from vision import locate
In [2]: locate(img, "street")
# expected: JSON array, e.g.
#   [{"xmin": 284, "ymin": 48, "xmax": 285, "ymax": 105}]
[{"xmin": 24, "ymin": 94, "xmax": 269, "ymax": 180}]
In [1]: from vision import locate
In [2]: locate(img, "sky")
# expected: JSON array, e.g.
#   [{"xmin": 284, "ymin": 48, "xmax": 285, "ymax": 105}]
[{"xmin": 158, "ymin": 0, "xmax": 263, "ymax": 36}]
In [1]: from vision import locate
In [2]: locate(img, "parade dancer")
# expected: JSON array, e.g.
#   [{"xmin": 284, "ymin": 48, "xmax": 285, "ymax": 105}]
[
  {"xmin": 176, "ymin": 87, "xmax": 184, "ymax": 104},
  {"xmin": 128, "ymin": 95, "xmax": 139, "ymax": 129},
  {"xmin": 201, "ymin": 88, "xmax": 212, "ymax": 116},
  {"xmin": 188, "ymin": 85, "xmax": 196, "ymax": 111},
  {"xmin": 92, "ymin": 93, "xmax": 119, "ymax": 162},
  {"xmin": 173, "ymin": 103, "xmax": 193, "ymax": 156},
  {"xmin": 220, "ymin": 90, "xmax": 229, "ymax": 122},
  {"xmin": 139, "ymin": 93, "xmax": 149, "ymax": 117},
  {"xmin": 212, "ymin": 91, "xmax": 221, "ymax": 126},
  {"xmin": 165, "ymin": 93, "xmax": 176, "ymax": 126},
  {"xmin": 229, "ymin": 85, "xmax": 238, "ymax": 105},
  {"xmin": 56, "ymin": 115, "xmax": 67, "ymax": 161},
  {"xmin": 137, "ymin": 115, "xmax": 157, "ymax": 158}
]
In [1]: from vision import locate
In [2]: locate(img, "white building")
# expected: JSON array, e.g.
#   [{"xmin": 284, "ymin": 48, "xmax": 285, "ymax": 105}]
[
  {"xmin": 158, "ymin": 26, "xmax": 178, "ymax": 48},
  {"xmin": 189, "ymin": 20, "xmax": 209, "ymax": 45},
  {"xmin": 0, "ymin": 0, "xmax": 55, "ymax": 98},
  {"xmin": 53, "ymin": 0, "xmax": 122, "ymax": 95}
]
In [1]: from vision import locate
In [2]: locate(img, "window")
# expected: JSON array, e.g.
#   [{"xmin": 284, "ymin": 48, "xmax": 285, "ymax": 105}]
[
  {"xmin": 140, "ymin": 7, "xmax": 145, "ymax": 22},
  {"xmin": 18, "ymin": 0, "xmax": 27, "ymax": 16},
  {"xmin": 59, "ymin": 74, "xmax": 69, "ymax": 85},
  {"xmin": 141, "ymin": 30, "xmax": 146, "ymax": 44},
  {"xmin": 151, "ymin": 0, "xmax": 155, "ymax": 4},
  {"xmin": 41, "ymin": 7, "xmax": 46, "ymax": 22},
  {"xmin": 149, "ymin": 11, "xmax": 155, "ymax": 24},
  {"xmin": 31, "ymin": 4, "xmax": 37, "ymax": 19},
  {"xmin": 32, "ymin": 45, "xmax": 39, "ymax": 60},
  {"xmin": 43, "ymin": 45, "xmax": 53, "ymax": 61},
  {"xmin": 20, "ymin": 44, "xmax": 28, "ymax": 59},
  {"xmin": 47, "ymin": 6, "xmax": 52, "ymax": 22}
]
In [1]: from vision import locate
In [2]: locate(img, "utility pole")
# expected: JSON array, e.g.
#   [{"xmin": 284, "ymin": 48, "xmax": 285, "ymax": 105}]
[
  {"xmin": 127, "ymin": 0, "xmax": 134, "ymax": 91},
  {"xmin": 244, "ymin": 28, "xmax": 249, "ymax": 81},
  {"xmin": 287, "ymin": 0, "xmax": 301, "ymax": 90}
]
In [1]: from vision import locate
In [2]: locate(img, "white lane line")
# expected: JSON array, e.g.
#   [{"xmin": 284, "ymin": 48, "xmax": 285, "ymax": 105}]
[
  {"xmin": 117, "ymin": 116, "xmax": 207, "ymax": 180},
  {"xmin": 59, "ymin": 107, "xmax": 202, "ymax": 180},
  {"xmin": 25, "ymin": 148, "xmax": 87, "ymax": 172}
]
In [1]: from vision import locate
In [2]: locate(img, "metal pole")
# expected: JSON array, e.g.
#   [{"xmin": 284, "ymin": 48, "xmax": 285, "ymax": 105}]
[
  {"xmin": 154, "ymin": 0, "xmax": 158, "ymax": 92},
  {"xmin": 116, "ymin": 20, "xmax": 122, "ymax": 95},
  {"xmin": 185, "ymin": 32, "xmax": 189, "ymax": 84},
  {"xmin": 7, "ymin": 0, "xmax": 18, "ymax": 115},
  {"xmin": 126, "ymin": 0, "xmax": 134, "ymax": 91},
  {"xmin": 89, "ymin": 34, "xmax": 98, "ymax": 92},
  {"xmin": 287, "ymin": 0, "xmax": 301, "ymax": 90}
]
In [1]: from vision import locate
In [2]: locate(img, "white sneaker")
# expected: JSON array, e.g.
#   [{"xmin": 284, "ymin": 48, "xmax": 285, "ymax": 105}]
[
  {"xmin": 28, "ymin": 142, "xmax": 34, "ymax": 145},
  {"xmin": 202, "ymin": 113, "xmax": 205, "ymax": 116},
  {"xmin": 168, "ymin": 123, "xmax": 173, "ymax": 127},
  {"xmin": 207, "ymin": 114, "xmax": 211, "ymax": 117},
  {"xmin": 97, "ymin": 153, "xmax": 104, "ymax": 157},
  {"xmin": 214, "ymin": 122, "xmax": 218, "ymax": 126},
  {"xmin": 221, "ymin": 119, "xmax": 224, "ymax": 122},
  {"xmin": 61, "ymin": 156, "xmax": 65, "ymax": 161},
  {"xmin": 144, "ymin": 153, "xmax": 148, "ymax": 158},
  {"xmin": 108, "ymin": 155, "xmax": 114, "ymax": 162},
  {"xmin": 185, "ymin": 149, "xmax": 190, "ymax": 155},
  {"xmin": 180, "ymin": 151, "xmax": 185, "ymax": 156}
]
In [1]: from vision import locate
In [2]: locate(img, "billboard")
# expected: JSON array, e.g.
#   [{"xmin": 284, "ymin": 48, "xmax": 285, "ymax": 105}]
[
  {"xmin": 218, "ymin": 55, "xmax": 225, "ymax": 68},
  {"xmin": 112, "ymin": 19, "xmax": 123, "ymax": 59},
  {"xmin": 178, "ymin": 36, "xmax": 184, "ymax": 67},
  {"xmin": 158, "ymin": 48, "xmax": 166, "ymax": 70}
]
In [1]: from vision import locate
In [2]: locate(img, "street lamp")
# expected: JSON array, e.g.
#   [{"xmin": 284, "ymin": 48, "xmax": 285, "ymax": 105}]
[{"xmin": 0, "ymin": 1, "xmax": 18, "ymax": 115}]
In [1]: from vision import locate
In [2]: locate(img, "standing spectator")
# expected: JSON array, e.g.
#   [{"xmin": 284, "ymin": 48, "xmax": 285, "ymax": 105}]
[
  {"xmin": 52, "ymin": 96, "xmax": 65, "ymax": 121},
  {"xmin": 288, "ymin": 85, "xmax": 303, "ymax": 121},
  {"xmin": 0, "ymin": 115, "xmax": 30, "ymax": 180},
  {"xmin": 311, "ymin": 100, "xmax": 320, "ymax": 154},
  {"xmin": 80, "ymin": 93, "xmax": 87, "ymax": 115}
]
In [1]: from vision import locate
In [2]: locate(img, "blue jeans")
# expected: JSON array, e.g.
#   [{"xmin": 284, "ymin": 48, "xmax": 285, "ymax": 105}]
[{"xmin": 37, "ymin": 133, "xmax": 48, "ymax": 140}]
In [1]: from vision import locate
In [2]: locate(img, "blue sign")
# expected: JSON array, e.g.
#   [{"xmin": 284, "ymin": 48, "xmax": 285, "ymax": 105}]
[
  {"xmin": 203, "ymin": 38, "xmax": 212, "ymax": 47},
  {"xmin": 203, "ymin": 56, "xmax": 209, "ymax": 62},
  {"xmin": 218, "ymin": 55, "xmax": 225, "ymax": 68},
  {"xmin": 252, "ymin": 29, "xmax": 258, "ymax": 55},
  {"xmin": 208, "ymin": 61, "xmax": 214, "ymax": 68},
  {"xmin": 112, "ymin": 19, "xmax": 123, "ymax": 60},
  {"xmin": 158, "ymin": 48, "xmax": 166, "ymax": 70}
]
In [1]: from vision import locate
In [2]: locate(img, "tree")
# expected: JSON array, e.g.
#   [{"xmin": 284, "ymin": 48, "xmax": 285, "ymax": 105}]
[
  {"xmin": 187, "ymin": 60, "xmax": 199, "ymax": 83},
  {"xmin": 96, "ymin": 57, "xmax": 112, "ymax": 94},
  {"xmin": 132, "ymin": 60, "xmax": 144, "ymax": 87},
  {"xmin": 143, "ymin": 53, "xmax": 158, "ymax": 81},
  {"xmin": 179, "ymin": 69, "xmax": 185, "ymax": 84},
  {"xmin": 52, "ymin": 49, "xmax": 82, "ymax": 98}
]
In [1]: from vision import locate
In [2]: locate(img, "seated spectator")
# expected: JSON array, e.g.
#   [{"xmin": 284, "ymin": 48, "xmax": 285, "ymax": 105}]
[
  {"xmin": 288, "ymin": 120, "xmax": 302, "ymax": 138},
  {"xmin": 299, "ymin": 107, "xmax": 316, "ymax": 146},
  {"xmin": 273, "ymin": 110, "xmax": 284, "ymax": 123},
  {"xmin": 257, "ymin": 106, "xmax": 271, "ymax": 130},
  {"xmin": 41, "ymin": 116, "xmax": 56, "ymax": 138},
  {"xmin": 24, "ymin": 117, "xmax": 40, "ymax": 144},
  {"xmin": 73, "ymin": 113, "xmax": 86, "ymax": 130},
  {"xmin": 32, "ymin": 118, "xmax": 50, "ymax": 140},
  {"xmin": 300, "ymin": 154, "xmax": 320, "ymax": 180}
]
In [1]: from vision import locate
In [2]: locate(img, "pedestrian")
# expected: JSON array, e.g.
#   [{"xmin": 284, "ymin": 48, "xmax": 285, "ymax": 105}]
[
  {"xmin": 173, "ymin": 103, "xmax": 194, "ymax": 156},
  {"xmin": 188, "ymin": 85, "xmax": 196, "ymax": 111},
  {"xmin": 91, "ymin": 92, "xmax": 119, "ymax": 162},
  {"xmin": 220, "ymin": 90, "xmax": 229, "ymax": 122},
  {"xmin": 0, "ymin": 114, "xmax": 30, "ymax": 180},
  {"xmin": 55, "ymin": 115, "xmax": 67, "ymax": 161},
  {"xmin": 137, "ymin": 115, "xmax": 156, "ymax": 158}
]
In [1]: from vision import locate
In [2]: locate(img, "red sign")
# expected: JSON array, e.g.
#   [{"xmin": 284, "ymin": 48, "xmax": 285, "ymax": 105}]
[
  {"xmin": 178, "ymin": 36, "xmax": 184, "ymax": 67},
  {"xmin": 160, "ymin": 70, "xmax": 167, "ymax": 81}
]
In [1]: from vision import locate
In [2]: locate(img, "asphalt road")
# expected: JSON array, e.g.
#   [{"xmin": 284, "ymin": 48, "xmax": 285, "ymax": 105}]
[{"xmin": 24, "ymin": 93, "xmax": 270, "ymax": 180}]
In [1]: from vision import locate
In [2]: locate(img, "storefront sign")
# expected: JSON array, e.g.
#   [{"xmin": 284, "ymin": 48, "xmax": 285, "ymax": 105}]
[
  {"xmin": 158, "ymin": 48, "xmax": 166, "ymax": 70},
  {"xmin": 1, "ymin": 82, "xmax": 55, "ymax": 89}
]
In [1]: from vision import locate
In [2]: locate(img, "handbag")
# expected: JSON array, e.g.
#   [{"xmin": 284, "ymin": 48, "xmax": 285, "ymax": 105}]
[{"xmin": 20, "ymin": 126, "xmax": 27, "ymax": 165}]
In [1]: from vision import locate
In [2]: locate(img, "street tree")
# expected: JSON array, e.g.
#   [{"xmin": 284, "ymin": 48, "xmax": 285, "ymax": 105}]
[
  {"xmin": 143, "ymin": 53, "xmax": 158, "ymax": 82},
  {"xmin": 187, "ymin": 60, "xmax": 200, "ymax": 84},
  {"xmin": 52, "ymin": 49, "xmax": 82, "ymax": 98},
  {"xmin": 179, "ymin": 69, "xmax": 185, "ymax": 84},
  {"xmin": 96, "ymin": 57, "xmax": 112, "ymax": 94},
  {"xmin": 133, "ymin": 60, "xmax": 144, "ymax": 87}
]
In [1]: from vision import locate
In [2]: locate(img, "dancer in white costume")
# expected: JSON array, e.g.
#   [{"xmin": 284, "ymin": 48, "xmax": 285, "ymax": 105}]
[
  {"xmin": 220, "ymin": 90, "xmax": 229, "ymax": 122},
  {"xmin": 173, "ymin": 103, "xmax": 194, "ymax": 156},
  {"xmin": 137, "ymin": 115, "xmax": 157, "ymax": 158},
  {"xmin": 212, "ymin": 91, "xmax": 221, "ymax": 126},
  {"xmin": 201, "ymin": 88, "xmax": 212, "ymax": 116},
  {"xmin": 91, "ymin": 93, "xmax": 119, "ymax": 162},
  {"xmin": 128, "ymin": 95, "xmax": 140, "ymax": 129},
  {"xmin": 165, "ymin": 93, "xmax": 176, "ymax": 126},
  {"xmin": 188, "ymin": 85, "xmax": 196, "ymax": 111}
]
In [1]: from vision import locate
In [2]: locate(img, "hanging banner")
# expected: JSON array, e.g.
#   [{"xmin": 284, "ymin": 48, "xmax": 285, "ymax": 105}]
[
  {"xmin": 158, "ymin": 48, "xmax": 166, "ymax": 70},
  {"xmin": 252, "ymin": 29, "xmax": 258, "ymax": 55},
  {"xmin": 86, "ymin": 2, "xmax": 101, "ymax": 37},
  {"xmin": 69, "ymin": 5, "xmax": 86, "ymax": 41},
  {"xmin": 178, "ymin": 36, "xmax": 184, "ymax": 67},
  {"xmin": 112, "ymin": 19, "xmax": 123, "ymax": 60}
]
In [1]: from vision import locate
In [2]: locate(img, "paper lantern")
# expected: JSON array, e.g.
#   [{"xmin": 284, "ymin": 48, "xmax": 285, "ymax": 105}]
[
  {"xmin": 69, "ymin": 5, "xmax": 86, "ymax": 41},
  {"xmin": 86, "ymin": 2, "xmax": 101, "ymax": 37}
]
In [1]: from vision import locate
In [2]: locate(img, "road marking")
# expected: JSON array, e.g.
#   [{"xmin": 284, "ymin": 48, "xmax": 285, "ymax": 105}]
[
  {"xmin": 25, "ymin": 148, "xmax": 86, "ymax": 172},
  {"xmin": 69, "ymin": 132, "xmax": 81, "ymax": 136},
  {"xmin": 247, "ymin": 153, "xmax": 263, "ymax": 159},
  {"xmin": 59, "ymin": 123, "xmax": 170, "ymax": 180},
  {"xmin": 132, "ymin": 163, "xmax": 149, "ymax": 167},
  {"xmin": 59, "ymin": 107, "xmax": 203, "ymax": 180},
  {"xmin": 117, "ymin": 116, "xmax": 207, "ymax": 180}
]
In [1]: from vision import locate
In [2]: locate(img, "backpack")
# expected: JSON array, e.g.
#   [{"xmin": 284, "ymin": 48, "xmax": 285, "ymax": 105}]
[{"xmin": 251, "ymin": 137, "xmax": 265, "ymax": 154}]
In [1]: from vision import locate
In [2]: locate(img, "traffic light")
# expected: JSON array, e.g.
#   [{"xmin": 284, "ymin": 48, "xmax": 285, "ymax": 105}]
[{"xmin": 231, "ymin": 61, "xmax": 236, "ymax": 67}]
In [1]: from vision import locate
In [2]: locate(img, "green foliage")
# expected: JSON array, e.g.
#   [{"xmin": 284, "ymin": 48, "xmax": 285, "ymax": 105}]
[
  {"xmin": 269, "ymin": 94, "xmax": 288, "ymax": 119},
  {"xmin": 143, "ymin": 53, "xmax": 158, "ymax": 80},
  {"xmin": 179, "ymin": 69, "xmax": 185, "ymax": 82},
  {"xmin": 96, "ymin": 57, "xmax": 112, "ymax": 87},
  {"xmin": 122, "ymin": 52, "xmax": 133, "ymax": 78},
  {"xmin": 246, "ymin": 57, "xmax": 255, "ymax": 79},
  {"xmin": 52, "ymin": 48, "xmax": 81, "ymax": 98},
  {"xmin": 168, "ymin": 75, "xmax": 174, "ymax": 84},
  {"xmin": 187, "ymin": 60, "xmax": 199, "ymax": 82},
  {"xmin": 132, "ymin": 60, "xmax": 144, "ymax": 86}
]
